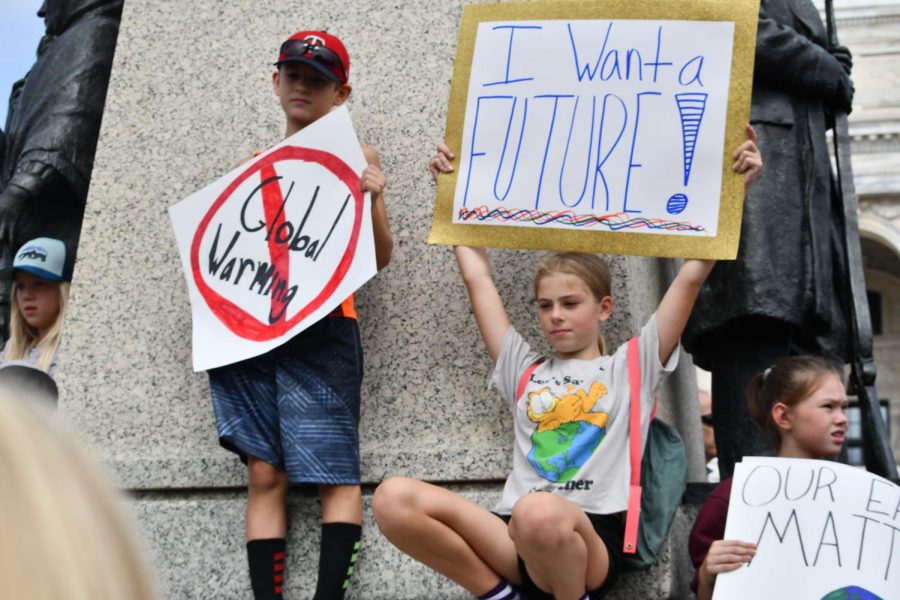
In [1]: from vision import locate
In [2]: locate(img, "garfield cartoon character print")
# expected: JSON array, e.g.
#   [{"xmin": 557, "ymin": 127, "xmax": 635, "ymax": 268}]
[{"xmin": 525, "ymin": 381, "xmax": 609, "ymax": 483}]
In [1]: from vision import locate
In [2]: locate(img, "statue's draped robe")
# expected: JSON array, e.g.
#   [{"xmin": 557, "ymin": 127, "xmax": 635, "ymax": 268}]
[
  {"xmin": 685, "ymin": 0, "xmax": 851, "ymax": 365},
  {"xmin": 0, "ymin": 0, "xmax": 122, "ymax": 247},
  {"xmin": 683, "ymin": 0, "xmax": 853, "ymax": 476}
]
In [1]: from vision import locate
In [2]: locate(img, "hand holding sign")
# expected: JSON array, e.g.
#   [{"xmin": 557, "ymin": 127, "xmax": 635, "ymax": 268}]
[
  {"xmin": 429, "ymin": 142, "xmax": 456, "ymax": 182},
  {"xmin": 170, "ymin": 106, "xmax": 376, "ymax": 371},
  {"xmin": 360, "ymin": 163, "xmax": 387, "ymax": 196},
  {"xmin": 734, "ymin": 125, "xmax": 762, "ymax": 190},
  {"xmin": 704, "ymin": 539, "xmax": 757, "ymax": 574},
  {"xmin": 698, "ymin": 539, "xmax": 756, "ymax": 598}
]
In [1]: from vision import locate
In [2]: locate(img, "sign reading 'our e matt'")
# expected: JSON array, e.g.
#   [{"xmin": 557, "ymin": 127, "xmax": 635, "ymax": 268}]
[
  {"xmin": 714, "ymin": 457, "xmax": 900, "ymax": 600},
  {"xmin": 171, "ymin": 106, "xmax": 376, "ymax": 371}
]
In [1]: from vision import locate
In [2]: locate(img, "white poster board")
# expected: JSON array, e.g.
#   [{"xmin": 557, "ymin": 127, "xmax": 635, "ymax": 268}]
[
  {"xmin": 170, "ymin": 106, "xmax": 375, "ymax": 371},
  {"xmin": 456, "ymin": 19, "xmax": 732, "ymax": 234},
  {"xmin": 714, "ymin": 457, "xmax": 900, "ymax": 600}
]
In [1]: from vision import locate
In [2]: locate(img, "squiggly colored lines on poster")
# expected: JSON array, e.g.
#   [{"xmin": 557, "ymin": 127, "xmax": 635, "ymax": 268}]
[{"xmin": 457, "ymin": 206, "xmax": 705, "ymax": 232}]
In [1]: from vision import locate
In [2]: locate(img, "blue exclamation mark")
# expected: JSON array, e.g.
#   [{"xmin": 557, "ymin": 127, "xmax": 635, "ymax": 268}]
[{"xmin": 667, "ymin": 92, "xmax": 708, "ymax": 215}]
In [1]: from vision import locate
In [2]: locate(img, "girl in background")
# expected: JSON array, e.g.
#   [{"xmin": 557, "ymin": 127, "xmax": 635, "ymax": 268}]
[
  {"xmin": 2, "ymin": 237, "xmax": 70, "ymax": 377},
  {"xmin": 689, "ymin": 355, "xmax": 849, "ymax": 600}
]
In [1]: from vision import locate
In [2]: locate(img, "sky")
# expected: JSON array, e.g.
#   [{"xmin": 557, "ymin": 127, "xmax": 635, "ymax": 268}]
[{"xmin": 0, "ymin": 0, "xmax": 46, "ymax": 126}]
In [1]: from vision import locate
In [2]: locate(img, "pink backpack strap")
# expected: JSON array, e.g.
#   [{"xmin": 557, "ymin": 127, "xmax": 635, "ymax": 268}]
[
  {"xmin": 516, "ymin": 358, "xmax": 545, "ymax": 402},
  {"xmin": 623, "ymin": 337, "xmax": 642, "ymax": 554}
]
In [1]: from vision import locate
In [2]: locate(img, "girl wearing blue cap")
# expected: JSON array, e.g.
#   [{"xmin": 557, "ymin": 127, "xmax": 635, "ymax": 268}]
[{"xmin": 1, "ymin": 237, "xmax": 71, "ymax": 377}]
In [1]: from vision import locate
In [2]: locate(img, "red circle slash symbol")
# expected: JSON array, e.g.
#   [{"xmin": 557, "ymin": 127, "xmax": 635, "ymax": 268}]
[{"xmin": 190, "ymin": 146, "xmax": 362, "ymax": 341}]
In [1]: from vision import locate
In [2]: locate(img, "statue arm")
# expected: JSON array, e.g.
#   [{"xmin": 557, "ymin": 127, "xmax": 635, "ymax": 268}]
[
  {"xmin": 0, "ymin": 162, "xmax": 70, "ymax": 254},
  {"xmin": 754, "ymin": 2, "xmax": 851, "ymax": 102},
  {"xmin": 1, "ymin": 161, "xmax": 67, "ymax": 215}
]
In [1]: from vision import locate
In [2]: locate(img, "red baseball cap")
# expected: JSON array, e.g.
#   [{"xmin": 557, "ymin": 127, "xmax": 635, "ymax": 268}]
[{"xmin": 274, "ymin": 31, "xmax": 350, "ymax": 84}]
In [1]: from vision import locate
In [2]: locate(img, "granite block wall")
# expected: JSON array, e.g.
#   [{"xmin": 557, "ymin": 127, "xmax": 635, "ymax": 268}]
[
  {"xmin": 56, "ymin": 1, "xmax": 704, "ymax": 597},
  {"xmin": 131, "ymin": 488, "xmax": 698, "ymax": 599}
]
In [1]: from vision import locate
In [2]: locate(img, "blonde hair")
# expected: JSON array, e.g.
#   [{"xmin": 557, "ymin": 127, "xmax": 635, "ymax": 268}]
[
  {"xmin": 4, "ymin": 280, "xmax": 69, "ymax": 373},
  {"xmin": 747, "ymin": 355, "xmax": 844, "ymax": 451},
  {"xmin": 533, "ymin": 253, "xmax": 612, "ymax": 355},
  {"xmin": 0, "ymin": 392, "xmax": 156, "ymax": 600}
]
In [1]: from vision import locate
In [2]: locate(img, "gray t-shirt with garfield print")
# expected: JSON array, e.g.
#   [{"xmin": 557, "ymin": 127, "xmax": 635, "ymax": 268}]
[{"xmin": 491, "ymin": 313, "xmax": 678, "ymax": 516}]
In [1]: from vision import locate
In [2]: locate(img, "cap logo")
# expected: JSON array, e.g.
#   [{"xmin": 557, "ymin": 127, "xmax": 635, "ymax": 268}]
[
  {"xmin": 304, "ymin": 34, "xmax": 326, "ymax": 47},
  {"xmin": 18, "ymin": 245, "xmax": 47, "ymax": 263}
]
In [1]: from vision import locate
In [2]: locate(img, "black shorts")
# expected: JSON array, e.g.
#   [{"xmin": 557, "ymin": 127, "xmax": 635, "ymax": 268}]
[{"xmin": 495, "ymin": 512, "xmax": 624, "ymax": 599}]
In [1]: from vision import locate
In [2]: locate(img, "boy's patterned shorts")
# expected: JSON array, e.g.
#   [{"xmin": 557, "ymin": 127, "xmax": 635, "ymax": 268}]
[{"xmin": 208, "ymin": 317, "xmax": 363, "ymax": 484}]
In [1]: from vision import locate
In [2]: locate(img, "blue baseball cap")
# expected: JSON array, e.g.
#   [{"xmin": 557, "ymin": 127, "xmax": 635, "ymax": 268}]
[{"xmin": 3, "ymin": 237, "xmax": 71, "ymax": 282}]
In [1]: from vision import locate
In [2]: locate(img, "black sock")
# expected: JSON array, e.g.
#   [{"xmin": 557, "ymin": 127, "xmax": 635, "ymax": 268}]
[
  {"xmin": 312, "ymin": 522, "xmax": 362, "ymax": 600},
  {"xmin": 247, "ymin": 538, "xmax": 286, "ymax": 600}
]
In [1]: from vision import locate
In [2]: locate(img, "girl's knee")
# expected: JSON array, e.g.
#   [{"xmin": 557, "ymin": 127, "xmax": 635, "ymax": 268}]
[
  {"xmin": 511, "ymin": 492, "xmax": 558, "ymax": 525},
  {"xmin": 509, "ymin": 493, "xmax": 566, "ymax": 547},
  {"xmin": 372, "ymin": 477, "xmax": 419, "ymax": 528},
  {"xmin": 247, "ymin": 459, "xmax": 287, "ymax": 495}
]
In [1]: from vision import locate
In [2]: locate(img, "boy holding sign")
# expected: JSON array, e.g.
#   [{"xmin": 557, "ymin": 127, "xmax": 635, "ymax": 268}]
[{"xmin": 207, "ymin": 31, "xmax": 393, "ymax": 600}]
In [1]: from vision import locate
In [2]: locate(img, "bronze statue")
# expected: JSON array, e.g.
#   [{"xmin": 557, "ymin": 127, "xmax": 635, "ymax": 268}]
[
  {"xmin": 684, "ymin": 0, "xmax": 855, "ymax": 479},
  {"xmin": 0, "ymin": 0, "xmax": 122, "ymax": 335}
]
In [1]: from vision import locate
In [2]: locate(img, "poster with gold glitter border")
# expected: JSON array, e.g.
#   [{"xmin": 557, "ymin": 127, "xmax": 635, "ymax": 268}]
[{"xmin": 428, "ymin": 0, "xmax": 760, "ymax": 259}]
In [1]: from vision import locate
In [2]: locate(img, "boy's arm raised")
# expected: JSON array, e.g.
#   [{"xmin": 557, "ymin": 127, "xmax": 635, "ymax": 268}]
[
  {"xmin": 454, "ymin": 246, "xmax": 511, "ymax": 364},
  {"xmin": 362, "ymin": 145, "xmax": 393, "ymax": 271},
  {"xmin": 656, "ymin": 125, "xmax": 762, "ymax": 364}
]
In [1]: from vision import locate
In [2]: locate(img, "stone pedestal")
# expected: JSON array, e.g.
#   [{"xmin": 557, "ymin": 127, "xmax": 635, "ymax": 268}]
[{"xmin": 56, "ymin": 1, "xmax": 704, "ymax": 597}]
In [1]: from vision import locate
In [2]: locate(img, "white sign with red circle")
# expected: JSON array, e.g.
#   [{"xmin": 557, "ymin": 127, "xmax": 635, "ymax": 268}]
[{"xmin": 170, "ymin": 106, "xmax": 376, "ymax": 371}]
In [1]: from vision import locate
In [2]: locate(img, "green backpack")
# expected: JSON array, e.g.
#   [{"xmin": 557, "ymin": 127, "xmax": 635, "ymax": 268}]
[{"xmin": 622, "ymin": 336, "xmax": 688, "ymax": 570}]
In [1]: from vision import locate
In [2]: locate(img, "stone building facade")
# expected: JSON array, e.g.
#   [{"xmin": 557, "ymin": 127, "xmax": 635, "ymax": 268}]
[{"xmin": 834, "ymin": 1, "xmax": 900, "ymax": 462}]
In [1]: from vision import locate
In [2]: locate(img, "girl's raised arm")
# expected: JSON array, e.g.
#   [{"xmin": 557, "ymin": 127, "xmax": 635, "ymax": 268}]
[
  {"xmin": 656, "ymin": 125, "xmax": 762, "ymax": 364},
  {"xmin": 431, "ymin": 143, "xmax": 512, "ymax": 362},
  {"xmin": 454, "ymin": 246, "xmax": 511, "ymax": 363},
  {"xmin": 656, "ymin": 258, "xmax": 716, "ymax": 364}
]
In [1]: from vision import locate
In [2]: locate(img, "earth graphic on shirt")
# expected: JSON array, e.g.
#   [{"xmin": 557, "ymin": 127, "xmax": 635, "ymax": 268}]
[{"xmin": 528, "ymin": 422, "xmax": 606, "ymax": 483}]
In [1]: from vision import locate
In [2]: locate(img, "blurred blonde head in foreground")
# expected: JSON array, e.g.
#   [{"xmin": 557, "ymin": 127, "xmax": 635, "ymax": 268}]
[{"xmin": 0, "ymin": 391, "xmax": 156, "ymax": 600}]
